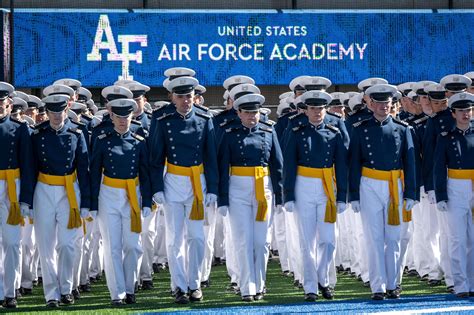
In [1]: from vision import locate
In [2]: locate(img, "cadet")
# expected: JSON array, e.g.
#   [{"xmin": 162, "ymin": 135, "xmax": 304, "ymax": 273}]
[
  {"xmin": 283, "ymin": 91, "xmax": 348, "ymax": 301},
  {"xmin": 217, "ymin": 93, "xmax": 283, "ymax": 302},
  {"xmin": 90, "ymin": 98, "xmax": 151, "ymax": 306},
  {"xmin": 349, "ymin": 84, "xmax": 416, "ymax": 300},
  {"xmin": 433, "ymin": 92, "xmax": 474, "ymax": 298},
  {"xmin": 126, "ymin": 82, "xmax": 151, "ymax": 132},
  {"xmin": 0, "ymin": 82, "xmax": 34, "ymax": 308},
  {"xmin": 32, "ymin": 95, "xmax": 91, "ymax": 307},
  {"xmin": 149, "ymin": 76, "xmax": 218, "ymax": 304}
]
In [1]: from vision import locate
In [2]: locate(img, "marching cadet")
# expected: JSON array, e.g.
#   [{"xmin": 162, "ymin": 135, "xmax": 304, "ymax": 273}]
[
  {"xmin": 10, "ymin": 97, "xmax": 28, "ymax": 121},
  {"xmin": 24, "ymin": 95, "xmax": 43, "ymax": 124},
  {"xmin": 194, "ymin": 85, "xmax": 206, "ymax": 106},
  {"xmin": 76, "ymin": 87, "xmax": 94, "ymax": 129},
  {"xmin": 32, "ymin": 95, "xmax": 91, "ymax": 308},
  {"xmin": 433, "ymin": 92, "xmax": 474, "ymax": 298},
  {"xmin": 465, "ymin": 72, "xmax": 474, "ymax": 94},
  {"xmin": 126, "ymin": 82, "xmax": 152, "ymax": 132},
  {"xmin": 217, "ymin": 93, "xmax": 283, "ymax": 302},
  {"xmin": 149, "ymin": 76, "xmax": 218, "ymax": 304},
  {"xmin": 90, "ymin": 98, "xmax": 151, "ymax": 306},
  {"xmin": 349, "ymin": 84, "xmax": 416, "ymax": 300},
  {"xmin": 325, "ymin": 92, "xmax": 350, "ymax": 148},
  {"xmin": 283, "ymin": 91, "xmax": 348, "ymax": 301},
  {"xmin": 0, "ymin": 82, "xmax": 34, "ymax": 308},
  {"xmin": 53, "ymin": 78, "xmax": 82, "ymax": 102},
  {"xmin": 441, "ymin": 74, "xmax": 472, "ymax": 98}
]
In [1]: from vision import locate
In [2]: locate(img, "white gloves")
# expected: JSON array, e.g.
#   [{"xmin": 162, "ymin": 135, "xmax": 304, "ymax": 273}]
[
  {"xmin": 153, "ymin": 192, "xmax": 166, "ymax": 205},
  {"xmin": 404, "ymin": 199, "xmax": 416, "ymax": 211},
  {"xmin": 275, "ymin": 204, "xmax": 283, "ymax": 214},
  {"xmin": 20, "ymin": 203, "xmax": 31, "ymax": 218},
  {"xmin": 89, "ymin": 211, "xmax": 97, "ymax": 220},
  {"xmin": 427, "ymin": 190, "xmax": 437, "ymax": 205},
  {"xmin": 80, "ymin": 208, "xmax": 90, "ymax": 219},
  {"xmin": 351, "ymin": 201, "xmax": 361, "ymax": 213},
  {"xmin": 284, "ymin": 201, "xmax": 294, "ymax": 212},
  {"xmin": 437, "ymin": 201, "xmax": 448, "ymax": 212},
  {"xmin": 142, "ymin": 207, "xmax": 151, "ymax": 218},
  {"xmin": 218, "ymin": 206, "xmax": 228, "ymax": 217},
  {"xmin": 337, "ymin": 202, "xmax": 347, "ymax": 214},
  {"xmin": 205, "ymin": 193, "xmax": 218, "ymax": 207}
]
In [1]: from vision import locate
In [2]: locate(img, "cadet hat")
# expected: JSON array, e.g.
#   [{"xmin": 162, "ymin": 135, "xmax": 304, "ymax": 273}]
[
  {"xmin": 223, "ymin": 75, "xmax": 255, "ymax": 91},
  {"xmin": 195, "ymin": 85, "xmax": 206, "ymax": 95},
  {"xmin": 223, "ymin": 90, "xmax": 230, "ymax": 100},
  {"xmin": 153, "ymin": 101, "xmax": 170, "ymax": 109},
  {"xmin": 329, "ymin": 92, "xmax": 345, "ymax": 106},
  {"xmin": 276, "ymin": 100, "xmax": 291, "ymax": 116},
  {"xmin": 341, "ymin": 92, "xmax": 359, "ymax": 107},
  {"xmin": 42, "ymin": 95, "xmax": 70, "ymax": 112},
  {"xmin": 407, "ymin": 91, "xmax": 418, "ymax": 101},
  {"xmin": 0, "ymin": 82, "xmax": 14, "ymax": 100},
  {"xmin": 91, "ymin": 115, "xmax": 102, "ymax": 128},
  {"xmin": 358, "ymin": 77, "xmax": 388, "ymax": 92},
  {"xmin": 114, "ymin": 79, "xmax": 137, "ymax": 86},
  {"xmin": 285, "ymin": 95, "xmax": 297, "ymax": 110},
  {"xmin": 101, "ymin": 85, "xmax": 133, "ymax": 102},
  {"xmin": 229, "ymin": 83, "xmax": 261, "ymax": 101},
  {"xmin": 14, "ymin": 91, "xmax": 29, "ymax": 102},
  {"xmin": 301, "ymin": 90, "xmax": 333, "ymax": 106},
  {"xmin": 302, "ymin": 76, "xmax": 332, "ymax": 91},
  {"xmin": 279, "ymin": 91, "xmax": 293, "ymax": 100},
  {"xmin": 233, "ymin": 93, "xmax": 265, "ymax": 111},
  {"xmin": 464, "ymin": 72, "xmax": 474, "ymax": 86},
  {"xmin": 43, "ymin": 84, "xmax": 75, "ymax": 97},
  {"xmin": 162, "ymin": 78, "xmax": 170, "ymax": 90},
  {"xmin": 448, "ymin": 92, "xmax": 474, "ymax": 110},
  {"xmin": 109, "ymin": 99, "xmax": 138, "ymax": 117},
  {"xmin": 164, "ymin": 67, "xmax": 196, "ymax": 80},
  {"xmin": 70, "ymin": 102, "xmax": 87, "ymax": 114},
  {"xmin": 11, "ymin": 97, "xmax": 27, "ymax": 113},
  {"xmin": 167, "ymin": 76, "xmax": 199, "ymax": 95},
  {"xmin": 125, "ymin": 82, "xmax": 150, "ymax": 99},
  {"xmin": 77, "ymin": 87, "xmax": 92, "ymax": 103},
  {"xmin": 393, "ymin": 91, "xmax": 403, "ymax": 102},
  {"xmin": 348, "ymin": 93, "xmax": 364, "ymax": 111},
  {"xmin": 22, "ymin": 115, "xmax": 35, "ymax": 126},
  {"xmin": 440, "ymin": 74, "xmax": 472, "ymax": 93},
  {"xmin": 413, "ymin": 81, "xmax": 437, "ymax": 96},
  {"xmin": 295, "ymin": 95, "xmax": 306, "ymax": 109},
  {"xmin": 424, "ymin": 83, "xmax": 447, "ymax": 100},
  {"xmin": 27, "ymin": 95, "xmax": 42, "ymax": 108},
  {"xmin": 365, "ymin": 84, "xmax": 398, "ymax": 102},
  {"xmin": 289, "ymin": 76, "xmax": 311, "ymax": 92},
  {"xmin": 86, "ymin": 99, "xmax": 98, "ymax": 114},
  {"xmin": 397, "ymin": 82, "xmax": 417, "ymax": 96},
  {"xmin": 67, "ymin": 109, "xmax": 79, "ymax": 122},
  {"xmin": 54, "ymin": 78, "xmax": 82, "ymax": 91}
]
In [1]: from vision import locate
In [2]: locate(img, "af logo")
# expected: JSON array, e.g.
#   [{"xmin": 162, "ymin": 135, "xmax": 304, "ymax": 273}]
[{"xmin": 87, "ymin": 15, "xmax": 147, "ymax": 80}]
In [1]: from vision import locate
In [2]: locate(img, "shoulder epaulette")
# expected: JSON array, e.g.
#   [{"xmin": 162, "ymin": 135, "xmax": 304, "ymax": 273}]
[
  {"xmin": 194, "ymin": 104, "xmax": 209, "ymax": 112},
  {"xmin": 260, "ymin": 119, "xmax": 275, "ymax": 126},
  {"xmin": 157, "ymin": 112, "xmax": 174, "ymax": 121},
  {"xmin": 9, "ymin": 117, "xmax": 23, "ymax": 125},
  {"xmin": 144, "ymin": 109, "xmax": 152, "ymax": 115},
  {"xmin": 327, "ymin": 111, "xmax": 343, "ymax": 118},
  {"xmin": 132, "ymin": 133, "xmax": 145, "ymax": 141},
  {"xmin": 392, "ymin": 118, "xmax": 409, "ymax": 127},
  {"xmin": 289, "ymin": 112, "xmax": 303, "ymax": 120},
  {"xmin": 131, "ymin": 119, "xmax": 142, "ymax": 126},
  {"xmin": 97, "ymin": 133, "xmax": 109, "ymax": 140},
  {"xmin": 326, "ymin": 124, "xmax": 340, "ymax": 133},
  {"xmin": 347, "ymin": 110, "xmax": 358, "ymax": 117},
  {"xmin": 440, "ymin": 131, "xmax": 449, "ymax": 137},
  {"xmin": 353, "ymin": 118, "xmax": 370, "ymax": 128},
  {"xmin": 70, "ymin": 119, "xmax": 85, "ymax": 127},
  {"xmin": 67, "ymin": 127, "xmax": 82, "ymax": 135},
  {"xmin": 225, "ymin": 127, "xmax": 238, "ymax": 133},
  {"xmin": 429, "ymin": 112, "xmax": 437, "ymax": 118},
  {"xmin": 414, "ymin": 115, "xmax": 429, "ymax": 125},
  {"xmin": 261, "ymin": 127, "xmax": 272, "ymax": 133},
  {"xmin": 220, "ymin": 117, "xmax": 237, "ymax": 127},
  {"xmin": 195, "ymin": 112, "xmax": 211, "ymax": 119}
]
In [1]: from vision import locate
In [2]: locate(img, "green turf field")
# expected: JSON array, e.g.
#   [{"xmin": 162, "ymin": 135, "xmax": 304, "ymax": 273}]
[{"xmin": 8, "ymin": 258, "xmax": 447, "ymax": 314}]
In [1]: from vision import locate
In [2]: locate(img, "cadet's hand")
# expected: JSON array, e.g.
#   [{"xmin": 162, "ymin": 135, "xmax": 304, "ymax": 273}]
[
  {"xmin": 284, "ymin": 201, "xmax": 294, "ymax": 213},
  {"xmin": 89, "ymin": 211, "xmax": 97, "ymax": 220},
  {"xmin": 337, "ymin": 202, "xmax": 347, "ymax": 214},
  {"xmin": 427, "ymin": 190, "xmax": 437, "ymax": 205},
  {"xmin": 437, "ymin": 201, "xmax": 448, "ymax": 212},
  {"xmin": 404, "ymin": 199, "xmax": 415, "ymax": 211},
  {"xmin": 20, "ymin": 203, "xmax": 30, "ymax": 218},
  {"xmin": 153, "ymin": 192, "xmax": 166, "ymax": 205},
  {"xmin": 80, "ymin": 208, "xmax": 90, "ymax": 219},
  {"xmin": 218, "ymin": 206, "xmax": 228, "ymax": 217},
  {"xmin": 142, "ymin": 207, "xmax": 152, "ymax": 218},
  {"xmin": 351, "ymin": 201, "xmax": 361, "ymax": 213},
  {"xmin": 205, "ymin": 193, "xmax": 218, "ymax": 207},
  {"xmin": 275, "ymin": 204, "xmax": 283, "ymax": 214}
]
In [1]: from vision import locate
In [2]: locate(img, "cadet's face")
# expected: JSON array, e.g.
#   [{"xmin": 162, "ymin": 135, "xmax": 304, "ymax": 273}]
[
  {"xmin": 452, "ymin": 108, "xmax": 472, "ymax": 126},
  {"xmin": 305, "ymin": 106, "xmax": 326, "ymax": 124},
  {"xmin": 238, "ymin": 110, "xmax": 260, "ymax": 128},
  {"xmin": 0, "ymin": 98, "xmax": 11, "ymax": 118},
  {"xmin": 47, "ymin": 108, "xmax": 67, "ymax": 128},
  {"xmin": 173, "ymin": 92, "xmax": 194, "ymax": 115},
  {"xmin": 430, "ymin": 99, "xmax": 448, "ymax": 113},
  {"xmin": 36, "ymin": 113, "xmax": 47, "ymax": 124},
  {"xmin": 134, "ymin": 96, "xmax": 146, "ymax": 112},
  {"xmin": 194, "ymin": 95, "xmax": 204, "ymax": 106},
  {"xmin": 468, "ymin": 87, "xmax": 474, "ymax": 94},
  {"xmin": 111, "ymin": 113, "xmax": 132, "ymax": 134},
  {"xmin": 25, "ymin": 107, "xmax": 38, "ymax": 119},
  {"xmin": 328, "ymin": 105, "xmax": 344, "ymax": 116},
  {"xmin": 371, "ymin": 99, "xmax": 392, "ymax": 119}
]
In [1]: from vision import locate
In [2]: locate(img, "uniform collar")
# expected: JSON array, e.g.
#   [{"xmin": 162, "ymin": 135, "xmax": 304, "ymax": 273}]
[
  {"xmin": 309, "ymin": 121, "xmax": 325, "ymax": 130},
  {"xmin": 48, "ymin": 123, "xmax": 68, "ymax": 134},
  {"xmin": 0, "ymin": 115, "xmax": 8, "ymax": 123},
  {"xmin": 372, "ymin": 115, "xmax": 392, "ymax": 126},
  {"xmin": 114, "ymin": 130, "xmax": 131, "ymax": 138},
  {"xmin": 241, "ymin": 124, "xmax": 259, "ymax": 133},
  {"xmin": 175, "ymin": 108, "xmax": 194, "ymax": 120}
]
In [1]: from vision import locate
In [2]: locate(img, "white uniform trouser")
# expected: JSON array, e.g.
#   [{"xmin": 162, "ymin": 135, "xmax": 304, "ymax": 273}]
[
  {"xmin": 437, "ymin": 208, "xmax": 454, "ymax": 287},
  {"xmin": 163, "ymin": 173, "xmax": 206, "ymax": 292},
  {"xmin": 98, "ymin": 184, "xmax": 143, "ymax": 300},
  {"xmin": 80, "ymin": 218, "xmax": 95, "ymax": 286},
  {"xmin": 398, "ymin": 220, "xmax": 412, "ymax": 285},
  {"xmin": 223, "ymin": 214, "xmax": 239, "ymax": 284},
  {"xmin": 0, "ymin": 179, "xmax": 22, "ymax": 298},
  {"xmin": 89, "ymin": 219, "xmax": 103, "ymax": 278},
  {"xmin": 294, "ymin": 176, "xmax": 335, "ymax": 293},
  {"xmin": 140, "ymin": 210, "xmax": 157, "ymax": 282},
  {"xmin": 213, "ymin": 212, "xmax": 225, "ymax": 259},
  {"xmin": 34, "ymin": 181, "xmax": 81, "ymax": 302},
  {"xmin": 72, "ymin": 224, "xmax": 84, "ymax": 290},
  {"xmin": 228, "ymin": 174, "xmax": 273, "ymax": 296},
  {"xmin": 153, "ymin": 206, "xmax": 167, "ymax": 265},
  {"xmin": 360, "ymin": 176, "xmax": 403, "ymax": 293},
  {"xmin": 285, "ymin": 210, "xmax": 302, "ymax": 283},
  {"xmin": 354, "ymin": 211, "xmax": 369, "ymax": 282},
  {"xmin": 446, "ymin": 178, "xmax": 474, "ymax": 293},
  {"xmin": 201, "ymin": 203, "xmax": 217, "ymax": 282},
  {"xmin": 273, "ymin": 206, "xmax": 290, "ymax": 271},
  {"xmin": 21, "ymin": 218, "xmax": 35, "ymax": 289}
]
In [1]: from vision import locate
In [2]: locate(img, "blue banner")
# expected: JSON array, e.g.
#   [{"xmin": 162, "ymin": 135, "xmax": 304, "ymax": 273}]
[{"xmin": 12, "ymin": 9, "xmax": 474, "ymax": 88}]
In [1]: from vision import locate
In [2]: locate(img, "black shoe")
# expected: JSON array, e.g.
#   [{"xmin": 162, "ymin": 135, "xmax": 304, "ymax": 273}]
[
  {"xmin": 447, "ymin": 286, "xmax": 456, "ymax": 294},
  {"xmin": 134, "ymin": 281, "xmax": 139, "ymax": 293},
  {"xmin": 89, "ymin": 276, "xmax": 97, "ymax": 283},
  {"xmin": 152, "ymin": 263, "xmax": 160, "ymax": 273},
  {"xmin": 241, "ymin": 295, "xmax": 254, "ymax": 302},
  {"xmin": 213, "ymin": 257, "xmax": 222, "ymax": 266},
  {"xmin": 37, "ymin": 277, "xmax": 43, "ymax": 285},
  {"xmin": 20, "ymin": 287, "xmax": 33, "ymax": 295},
  {"xmin": 319, "ymin": 284, "xmax": 334, "ymax": 300},
  {"xmin": 357, "ymin": 275, "xmax": 363, "ymax": 281},
  {"xmin": 95, "ymin": 274, "xmax": 102, "ymax": 281},
  {"xmin": 234, "ymin": 287, "xmax": 241, "ymax": 295},
  {"xmin": 227, "ymin": 282, "xmax": 238, "ymax": 291},
  {"xmin": 386, "ymin": 289, "xmax": 401, "ymax": 299},
  {"xmin": 344, "ymin": 267, "xmax": 351, "ymax": 274},
  {"xmin": 125, "ymin": 293, "xmax": 136, "ymax": 304},
  {"xmin": 32, "ymin": 280, "xmax": 38, "ymax": 287},
  {"xmin": 174, "ymin": 288, "xmax": 189, "ymax": 304},
  {"xmin": 428, "ymin": 279, "xmax": 442, "ymax": 286},
  {"xmin": 457, "ymin": 292, "xmax": 469, "ymax": 298},
  {"xmin": 371, "ymin": 292, "xmax": 385, "ymax": 300},
  {"xmin": 72, "ymin": 288, "xmax": 80, "ymax": 299},
  {"xmin": 407, "ymin": 269, "xmax": 419, "ymax": 277},
  {"xmin": 363, "ymin": 281, "xmax": 370, "ymax": 287},
  {"xmin": 469, "ymin": 292, "xmax": 474, "ymax": 297},
  {"xmin": 420, "ymin": 274, "xmax": 429, "ymax": 281},
  {"xmin": 141, "ymin": 280, "xmax": 154, "ymax": 290},
  {"xmin": 201, "ymin": 280, "xmax": 211, "ymax": 288},
  {"xmin": 15, "ymin": 289, "xmax": 22, "ymax": 298},
  {"xmin": 3, "ymin": 297, "xmax": 17, "ymax": 308},
  {"xmin": 293, "ymin": 279, "xmax": 300, "ymax": 288},
  {"xmin": 189, "ymin": 288, "xmax": 203, "ymax": 302},
  {"xmin": 282, "ymin": 270, "xmax": 291, "ymax": 277},
  {"xmin": 79, "ymin": 283, "xmax": 92, "ymax": 292},
  {"xmin": 304, "ymin": 292, "xmax": 318, "ymax": 302},
  {"xmin": 46, "ymin": 299, "xmax": 59, "ymax": 308},
  {"xmin": 111, "ymin": 299, "xmax": 124, "ymax": 306},
  {"xmin": 60, "ymin": 294, "xmax": 74, "ymax": 305},
  {"xmin": 254, "ymin": 292, "xmax": 264, "ymax": 301},
  {"xmin": 336, "ymin": 265, "xmax": 344, "ymax": 273}
]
